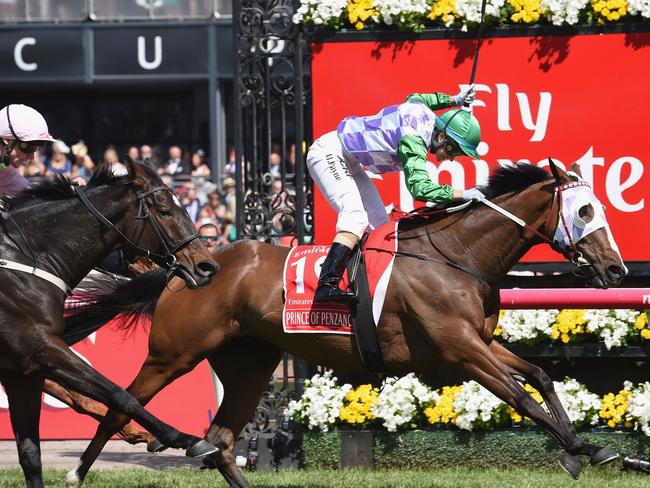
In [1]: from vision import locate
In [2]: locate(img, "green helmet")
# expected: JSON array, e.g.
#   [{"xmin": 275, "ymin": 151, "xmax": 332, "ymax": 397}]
[{"xmin": 434, "ymin": 109, "xmax": 481, "ymax": 159}]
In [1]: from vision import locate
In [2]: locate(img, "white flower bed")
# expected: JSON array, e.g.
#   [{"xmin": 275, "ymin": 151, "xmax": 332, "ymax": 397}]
[
  {"xmin": 553, "ymin": 378, "xmax": 601, "ymax": 427},
  {"xmin": 584, "ymin": 309, "xmax": 641, "ymax": 349},
  {"xmin": 286, "ymin": 370, "xmax": 351, "ymax": 432},
  {"xmin": 372, "ymin": 373, "xmax": 437, "ymax": 431},
  {"xmin": 627, "ymin": 381, "xmax": 650, "ymax": 436},
  {"xmin": 453, "ymin": 380, "xmax": 505, "ymax": 430},
  {"xmin": 498, "ymin": 309, "xmax": 559, "ymax": 344}
]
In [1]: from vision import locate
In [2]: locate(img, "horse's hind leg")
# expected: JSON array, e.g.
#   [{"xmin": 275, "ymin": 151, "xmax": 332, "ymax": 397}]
[
  {"xmin": 2, "ymin": 374, "xmax": 45, "ymax": 488},
  {"xmin": 43, "ymin": 379, "xmax": 156, "ymax": 448},
  {"xmin": 203, "ymin": 337, "xmax": 283, "ymax": 488},
  {"xmin": 488, "ymin": 341, "xmax": 617, "ymax": 465}
]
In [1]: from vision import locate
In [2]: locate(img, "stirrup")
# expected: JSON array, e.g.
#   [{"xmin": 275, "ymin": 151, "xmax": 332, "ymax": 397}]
[{"xmin": 314, "ymin": 282, "xmax": 355, "ymax": 303}]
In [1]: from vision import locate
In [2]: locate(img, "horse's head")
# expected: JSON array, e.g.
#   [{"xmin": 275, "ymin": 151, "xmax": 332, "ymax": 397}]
[
  {"xmin": 546, "ymin": 159, "xmax": 627, "ymax": 288},
  {"xmin": 119, "ymin": 159, "xmax": 219, "ymax": 288}
]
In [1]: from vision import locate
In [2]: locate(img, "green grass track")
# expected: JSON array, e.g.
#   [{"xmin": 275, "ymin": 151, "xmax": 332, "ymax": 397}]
[{"xmin": 0, "ymin": 467, "xmax": 648, "ymax": 488}]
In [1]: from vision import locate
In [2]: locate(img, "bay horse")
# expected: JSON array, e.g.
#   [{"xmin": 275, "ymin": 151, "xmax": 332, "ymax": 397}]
[
  {"xmin": 0, "ymin": 159, "xmax": 220, "ymax": 488},
  {"xmin": 64, "ymin": 161, "xmax": 627, "ymax": 487}
]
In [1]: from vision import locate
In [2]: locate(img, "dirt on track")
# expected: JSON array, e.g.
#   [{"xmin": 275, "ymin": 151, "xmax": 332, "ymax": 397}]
[{"xmin": 0, "ymin": 440, "xmax": 204, "ymax": 471}]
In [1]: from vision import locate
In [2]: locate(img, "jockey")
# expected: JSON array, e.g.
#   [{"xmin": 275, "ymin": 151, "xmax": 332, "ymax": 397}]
[
  {"xmin": 307, "ymin": 85, "xmax": 485, "ymax": 302},
  {"xmin": 0, "ymin": 104, "xmax": 56, "ymax": 198}
]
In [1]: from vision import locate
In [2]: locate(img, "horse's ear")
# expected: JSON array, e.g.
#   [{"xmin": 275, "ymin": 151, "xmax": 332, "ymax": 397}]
[
  {"xmin": 568, "ymin": 162, "xmax": 583, "ymax": 180},
  {"xmin": 547, "ymin": 157, "xmax": 562, "ymax": 182},
  {"xmin": 125, "ymin": 156, "xmax": 138, "ymax": 176}
]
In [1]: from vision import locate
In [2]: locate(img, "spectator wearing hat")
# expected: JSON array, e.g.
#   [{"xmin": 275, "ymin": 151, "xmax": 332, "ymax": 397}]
[
  {"xmin": 71, "ymin": 141, "xmax": 95, "ymax": 180},
  {"xmin": 222, "ymin": 176, "xmax": 237, "ymax": 222},
  {"xmin": 46, "ymin": 139, "xmax": 73, "ymax": 177},
  {"xmin": 0, "ymin": 103, "xmax": 56, "ymax": 197},
  {"xmin": 190, "ymin": 149, "xmax": 211, "ymax": 178}
]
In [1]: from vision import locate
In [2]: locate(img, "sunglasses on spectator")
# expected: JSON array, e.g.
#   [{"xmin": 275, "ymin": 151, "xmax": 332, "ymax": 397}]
[{"xmin": 200, "ymin": 236, "xmax": 219, "ymax": 242}]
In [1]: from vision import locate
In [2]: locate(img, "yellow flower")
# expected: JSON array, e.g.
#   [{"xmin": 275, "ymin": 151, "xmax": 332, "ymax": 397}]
[
  {"xmin": 508, "ymin": 0, "xmax": 543, "ymax": 23},
  {"xmin": 347, "ymin": 0, "xmax": 378, "ymax": 29},
  {"xmin": 339, "ymin": 384, "xmax": 379, "ymax": 425},
  {"xmin": 641, "ymin": 328, "xmax": 650, "ymax": 340},
  {"xmin": 428, "ymin": 0, "xmax": 459, "ymax": 25},
  {"xmin": 590, "ymin": 0, "xmax": 627, "ymax": 22},
  {"xmin": 634, "ymin": 313, "xmax": 647, "ymax": 330},
  {"xmin": 553, "ymin": 310, "xmax": 587, "ymax": 340},
  {"xmin": 599, "ymin": 390, "xmax": 630, "ymax": 428},
  {"xmin": 493, "ymin": 325, "xmax": 503, "ymax": 337},
  {"xmin": 425, "ymin": 385, "xmax": 460, "ymax": 425}
]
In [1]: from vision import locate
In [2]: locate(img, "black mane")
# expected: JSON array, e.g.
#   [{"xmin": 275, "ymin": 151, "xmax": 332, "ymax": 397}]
[
  {"xmin": 397, "ymin": 163, "xmax": 552, "ymax": 230},
  {"xmin": 480, "ymin": 163, "xmax": 551, "ymax": 199},
  {"xmin": 6, "ymin": 164, "xmax": 136, "ymax": 210}
]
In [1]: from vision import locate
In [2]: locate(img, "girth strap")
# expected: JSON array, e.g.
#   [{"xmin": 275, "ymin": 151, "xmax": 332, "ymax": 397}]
[{"xmin": 0, "ymin": 258, "xmax": 70, "ymax": 294}]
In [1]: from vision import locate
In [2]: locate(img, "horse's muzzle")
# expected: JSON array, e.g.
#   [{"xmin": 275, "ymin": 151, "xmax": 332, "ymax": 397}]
[{"xmin": 173, "ymin": 260, "xmax": 219, "ymax": 289}]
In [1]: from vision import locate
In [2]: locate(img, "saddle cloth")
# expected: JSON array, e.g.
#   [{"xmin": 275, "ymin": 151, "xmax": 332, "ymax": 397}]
[{"xmin": 282, "ymin": 220, "xmax": 398, "ymax": 334}]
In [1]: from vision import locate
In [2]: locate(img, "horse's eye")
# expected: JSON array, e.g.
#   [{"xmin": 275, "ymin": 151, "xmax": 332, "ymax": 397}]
[
  {"xmin": 578, "ymin": 204, "xmax": 594, "ymax": 223},
  {"xmin": 158, "ymin": 206, "xmax": 173, "ymax": 217}
]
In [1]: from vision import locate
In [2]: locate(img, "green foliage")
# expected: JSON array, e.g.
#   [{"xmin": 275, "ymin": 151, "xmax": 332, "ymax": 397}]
[{"xmin": 303, "ymin": 429, "xmax": 650, "ymax": 470}]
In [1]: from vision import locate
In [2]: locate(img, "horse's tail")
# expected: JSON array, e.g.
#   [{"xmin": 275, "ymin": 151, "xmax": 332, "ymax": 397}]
[{"xmin": 63, "ymin": 269, "xmax": 168, "ymax": 345}]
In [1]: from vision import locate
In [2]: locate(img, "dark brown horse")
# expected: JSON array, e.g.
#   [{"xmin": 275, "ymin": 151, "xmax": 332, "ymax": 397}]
[
  {"xmin": 64, "ymin": 162, "xmax": 627, "ymax": 487},
  {"xmin": 0, "ymin": 160, "xmax": 220, "ymax": 488}
]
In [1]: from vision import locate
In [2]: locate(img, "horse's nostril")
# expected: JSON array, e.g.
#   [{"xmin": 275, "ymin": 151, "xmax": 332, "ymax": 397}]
[
  {"xmin": 197, "ymin": 261, "xmax": 219, "ymax": 277},
  {"xmin": 607, "ymin": 265, "xmax": 625, "ymax": 279}
]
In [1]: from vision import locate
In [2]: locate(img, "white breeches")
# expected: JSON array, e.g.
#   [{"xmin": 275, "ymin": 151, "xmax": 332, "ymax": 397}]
[{"xmin": 306, "ymin": 131, "xmax": 390, "ymax": 239}]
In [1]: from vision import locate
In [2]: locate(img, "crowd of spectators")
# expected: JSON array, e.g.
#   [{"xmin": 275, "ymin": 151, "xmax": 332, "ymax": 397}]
[{"xmin": 21, "ymin": 139, "xmax": 299, "ymax": 254}]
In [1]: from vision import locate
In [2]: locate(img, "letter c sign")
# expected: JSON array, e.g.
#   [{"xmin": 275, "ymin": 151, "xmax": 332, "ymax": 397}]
[{"xmin": 14, "ymin": 37, "xmax": 37, "ymax": 71}]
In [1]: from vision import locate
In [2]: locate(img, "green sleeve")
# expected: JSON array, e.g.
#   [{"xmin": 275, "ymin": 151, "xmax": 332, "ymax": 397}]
[
  {"xmin": 406, "ymin": 92, "xmax": 455, "ymax": 111},
  {"xmin": 397, "ymin": 135, "xmax": 454, "ymax": 203}
]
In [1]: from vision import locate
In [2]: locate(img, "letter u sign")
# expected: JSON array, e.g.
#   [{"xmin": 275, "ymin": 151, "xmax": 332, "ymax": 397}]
[{"xmin": 137, "ymin": 36, "xmax": 162, "ymax": 70}]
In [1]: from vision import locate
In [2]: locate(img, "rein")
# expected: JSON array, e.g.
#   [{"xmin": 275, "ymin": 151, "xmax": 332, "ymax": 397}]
[
  {"xmin": 76, "ymin": 185, "xmax": 199, "ymax": 270},
  {"xmin": 0, "ymin": 183, "xmax": 199, "ymax": 294},
  {"xmin": 367, "ymin": 178, "xmax": 592, "ymax": 285}
]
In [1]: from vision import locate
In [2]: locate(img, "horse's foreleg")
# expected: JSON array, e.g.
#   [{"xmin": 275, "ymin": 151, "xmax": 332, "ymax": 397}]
[
  {"xmin": 443, "ymin": 335, "xmax": 588, "ymax": 477},
  {"xmin": 69, "ymin": 354, "xmax": 199, "ymax": 486},
  {"xmin": 203, "ymin": 337, "xmax": 283, "ymax": 488},
  {"xmin": 41, "ymin": 339, "xmax": 214, "ymax": 464},
  {"xmin": 488, "ymin": 341, "xmax": 618, "ymax": 465},
  {"xmin": 43, "ymin": 379, "xmax": 155, "ymax": 447},
  {"xmin": 2, "ymin": 374, "xmax": 45, "ymax": 488}
]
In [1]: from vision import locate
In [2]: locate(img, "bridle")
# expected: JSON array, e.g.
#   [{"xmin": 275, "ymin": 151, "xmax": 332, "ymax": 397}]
[
  {"xmin": 76, "ymin": 184, "xmax": 199, "ymax": 272},
  {"xmin": 380, "ymin": 176, "xmax": 598, "ymax": 284}
]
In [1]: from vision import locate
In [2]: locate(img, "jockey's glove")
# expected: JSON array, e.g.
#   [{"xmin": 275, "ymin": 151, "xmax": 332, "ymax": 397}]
[
  {"xmin": 454, "ymin": 84, "xmax": 476, "ymax": 106},
  {"xmin": 462, "ymin": 187, "xmax": 486, "ymax": 201}
]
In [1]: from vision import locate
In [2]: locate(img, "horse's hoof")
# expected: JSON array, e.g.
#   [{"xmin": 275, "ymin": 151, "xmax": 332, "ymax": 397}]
[
  {"xmin": 591, "ymin": 447, "xmax": 620, "ymax": 466},
  {"xmin": 558, "ymin": 452, "xmax": 582, "ymax": 480},
  {"xmin": 65, "ymin": 468, "xmax": 82, "ymax": 488},
  {"xmin": 201, "ymin": 453, "xmax": 220, "ymax": 470},
  {"xmin": 186, "ymin": 438, "xmax": 219, "ymax": 458},
  {"xmin": 147, "ymin": 438, "xmax": 168, "ymax": 453}
]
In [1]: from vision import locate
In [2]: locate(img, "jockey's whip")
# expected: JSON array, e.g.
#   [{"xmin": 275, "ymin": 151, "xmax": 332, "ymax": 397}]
[{"xmin": 468, "ymin": 0, "xmax": 488, "ymax": 87}]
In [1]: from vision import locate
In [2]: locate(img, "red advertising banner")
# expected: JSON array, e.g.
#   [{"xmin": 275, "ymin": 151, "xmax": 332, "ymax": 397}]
[
  {"xmin": 311, "ymin": 33, "xmax": 650, "ymax": 261},
  {"xmin": 0, "ymin": 320, "xmax": 217, "ymax": 440}
]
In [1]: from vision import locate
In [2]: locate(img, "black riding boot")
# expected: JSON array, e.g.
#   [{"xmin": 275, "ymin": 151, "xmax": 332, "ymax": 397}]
[{"xmin": 314, "ymin": 242, "xmax": 355, "ymax": 302}]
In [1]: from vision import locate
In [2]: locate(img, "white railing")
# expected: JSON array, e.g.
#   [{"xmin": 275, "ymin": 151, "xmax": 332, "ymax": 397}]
[{"xmin": 0, "ymin": 0, "xmax": 232, "ymax": 23}]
